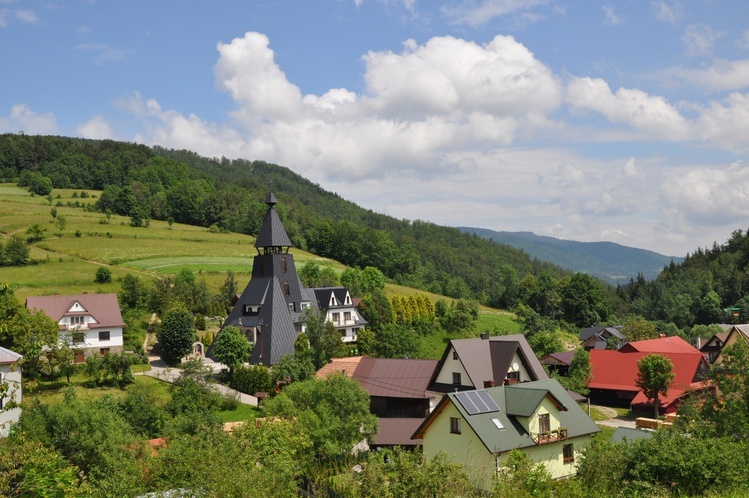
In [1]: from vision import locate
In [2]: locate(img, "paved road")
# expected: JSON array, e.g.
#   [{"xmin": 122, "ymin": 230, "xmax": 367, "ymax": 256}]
[{"xmin": 138, "ymin": 356, "xmax": 258, "ymax": 407}]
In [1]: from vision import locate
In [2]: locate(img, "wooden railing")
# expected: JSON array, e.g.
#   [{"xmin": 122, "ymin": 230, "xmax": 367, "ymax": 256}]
[{"xmin": 532, "ymin": 427, "xmax": 568, "ymax": 445}]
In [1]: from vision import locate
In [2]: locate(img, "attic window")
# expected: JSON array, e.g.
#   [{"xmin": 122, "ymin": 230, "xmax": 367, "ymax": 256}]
[
  {"xmin": 491, "ymin": 418, "xmax": 505, "ymax": 430},
  {"xmin": 289, "ymin": 302, "xmax": 295, "ymax": 312},
  {"xmin": 452, "ymin": 372, "xmax": 461, "ymax": 385},
  {"xmin": 346, "ymin": 296, "xmax": 351, "ymax": 304},
  {"xmin": 452, "ymin": 351, "xmax": 458, "ymax": 360}
]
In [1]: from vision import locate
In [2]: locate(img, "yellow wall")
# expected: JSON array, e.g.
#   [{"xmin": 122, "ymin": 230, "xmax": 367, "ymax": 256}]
[
  {"xmin": 422, "ymin": 403, "xmax": 497, "ymax": 490},
  {"xmin": 423, "ymin": 398, "xmax": 594, "ymax": 490}
]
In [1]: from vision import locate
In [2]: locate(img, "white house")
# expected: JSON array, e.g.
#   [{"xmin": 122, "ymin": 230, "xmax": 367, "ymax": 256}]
[
  {"xmin": 0, "ymin": 346, "xmax": 22, "ymax": 437},
  {"xmin": 26, "ymin": 293, "xmax": 126, "ymax": 362},
  {"xmin": 313, "ymin": 287, "xmax": 368, "ymax": 343}
]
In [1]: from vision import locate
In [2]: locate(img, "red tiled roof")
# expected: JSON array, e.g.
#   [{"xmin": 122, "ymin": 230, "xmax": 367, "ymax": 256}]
[
  {"xmin": 619, "ymin": 336, "xmax": 699, "ymax": 354},
  {"xmin": 26, "ymin": 293, "xmax": 126, "ymax": 329},
  {"xmin": 589, "ymin": 350, "xmax": 706, "ymax": 393}
]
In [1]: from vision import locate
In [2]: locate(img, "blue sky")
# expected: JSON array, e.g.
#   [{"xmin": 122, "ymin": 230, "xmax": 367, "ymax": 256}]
[{"xmin": 3, "ymin": 0, "xmax": 749, "ymax": 257}]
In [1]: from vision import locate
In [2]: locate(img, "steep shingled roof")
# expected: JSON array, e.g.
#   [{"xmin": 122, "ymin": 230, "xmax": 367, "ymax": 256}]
[
  {"xmin": 254, "ymin": 193, "xmax": 292, "ymax": 249},
  {"xmin": 430, "ymin": 334, "xmax": 548, "ymax": 390}
]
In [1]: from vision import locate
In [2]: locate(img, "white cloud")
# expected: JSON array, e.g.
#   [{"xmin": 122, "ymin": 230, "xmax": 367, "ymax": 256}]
[
  {"xmin": 15, "ymin": 8, "xmax": 38, "ymax": 24},
  {"xmin": 682, "ymin": 24, "xmax": 724, "ymax": 58},
  {"xmin": 73, "ymin": 43, "xmax": 131, "ymax": 64},
  {"xmin": 602, "ymin": 5, "xmax": 622, "ymax": 26},
  {"xmin": 652, "ymin": 0, "xmax": 681, "ymax": 24},
  {"xmin": 77, "ymin": 115, "xmax": 113, "ymax": 139},
  {"xmin": 567, "ymin": 76, "xmax": 691, "ymax": 140},
  {"xmin": 696, "ymin": 92, "xmax": 749, "ymax": 151},
  {"xmin": 362, "ymin": 35, "xmax": 562, "ymax": 119},
  {"xmin": 0, "ymin": 104, "xmax": 57, "ymax": 134},
  {"xmin": 623, "ymin": 157, "xmax": 640, "ymax": 178},
  {"xmin": 660, "ymin": 161, "xmax": 749, "ymax": 226},
  {"xmin": 660, "ymin": 59, "xmax": 749, "ymax": 92},
  {"xmin": 442, "ymin": 0, "xmax": 549, "ymax": 27}
]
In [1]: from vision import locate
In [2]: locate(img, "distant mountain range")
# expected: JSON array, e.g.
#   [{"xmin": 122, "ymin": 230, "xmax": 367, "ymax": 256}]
[{"xmin": 458, "ymin": 228, "xmax": 683, "ymax": 286}]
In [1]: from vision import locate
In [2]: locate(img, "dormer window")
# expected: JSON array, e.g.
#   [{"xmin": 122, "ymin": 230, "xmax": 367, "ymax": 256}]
[{"xmin": 70, "ymin": 316, "xmax": 85, "ymax": 325}]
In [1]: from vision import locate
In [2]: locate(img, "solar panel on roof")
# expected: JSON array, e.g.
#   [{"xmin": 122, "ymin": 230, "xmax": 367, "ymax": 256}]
[
  {"xmin": 476, "ymin": 390, "xmax": 501, "ymax": 412},
  {"xmin": 455, "ymin": 390, "xmax": 500, "ymax": 415}
]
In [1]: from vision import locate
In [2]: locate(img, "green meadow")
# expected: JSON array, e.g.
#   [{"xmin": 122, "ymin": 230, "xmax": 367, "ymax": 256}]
[{"xmin": 0, "ymin": 183, "xmax": 343, "ymax": 300}]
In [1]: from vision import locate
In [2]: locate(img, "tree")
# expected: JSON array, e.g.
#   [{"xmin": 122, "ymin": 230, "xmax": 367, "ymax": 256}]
[
  {"xmin": 211, "ymin": 326, "xmax": 251, "ymax": 375},
  {"xmin": 3, "ymin": 235, "xmax": 29, "ymax": 266},
  {"xmin": 219, "ymin": 270, "xmax": 237, "ymax": 312},
  {"xmin": 635, "ymin": 353, "xmax": 674, "ymax": 418},
  {"xmin": 95, "ymin": 266, "xmax": 112, "ymax": 283},
  {"xmin": 623, "ymin": 315, "xmax": 659, "ymax": 342},
  {"xmin": 119, "ymin": 273, "xmax": 149, "ymax": 310},
  {"xmin": 25, "ymin": 223, "xmax": 45, "ymax": 243},
  {"xmin": 262, "ymin": 374, "xmax": 378, "ymax": 459},
  {"xmin": 55, "ymin": 214, "xmax": 67, "ymax": 232},
  {"xmin": 303, "ymin": 310, "xmax": 345, "ymax": 369},
  {"xmin": 564, "ymin": 348, "xmax": 593, "ymax": 396},
  {"xmin": 157, "ymin": 307, "xmax": 195, "ymax": 366},
  {"xmin": 374, "ymin": 323, "xmax": 419, "ymax": 359},
  {"xmin": 559, "ymin": 273, "xmax": 611, "ymax": 327}
]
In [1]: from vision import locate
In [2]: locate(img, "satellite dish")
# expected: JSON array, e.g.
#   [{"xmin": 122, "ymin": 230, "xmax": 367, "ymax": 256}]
[{"xmin": 512, "ymin": 362, "xmax": 519, "ymax": 372}]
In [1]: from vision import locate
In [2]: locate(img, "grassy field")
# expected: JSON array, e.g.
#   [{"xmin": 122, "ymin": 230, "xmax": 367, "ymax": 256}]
[{"xmin": 0, "ymin": 183, "xmax": 345, "ymax": 300}]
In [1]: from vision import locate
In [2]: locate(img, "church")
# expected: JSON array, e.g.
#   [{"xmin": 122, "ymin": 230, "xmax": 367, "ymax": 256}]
[{"xmin": 221, "ymin": 193, "xmax": 316, "ymax": 365}]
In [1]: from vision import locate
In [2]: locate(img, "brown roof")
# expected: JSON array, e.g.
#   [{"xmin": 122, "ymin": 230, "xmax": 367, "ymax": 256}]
[
  {"xmin": 315, "ymin": 356, "xmax": 364, "ymax": 379},
  {"xmin": 353, "ymin": 357, "xmax": 438, "ymax": 399},
  {"xmin": 26, "ymin": 293, "xmax": 126, "ymax": 329},
  {"xmin": 432, "ymin": 334, "xmax": 548, "ymax": 388},
  {"xmin": 315, "ymin": 356, "xmax": 439, "ymax": 399},
  {"xmin": 372, "ymin": 418, "xmax": 424, "ymax": 447}
]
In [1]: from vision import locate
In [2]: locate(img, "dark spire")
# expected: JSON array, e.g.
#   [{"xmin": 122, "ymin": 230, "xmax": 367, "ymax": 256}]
[{"xmin": 254, "ymin": 193, "xmax": 292, "ymax": 252}]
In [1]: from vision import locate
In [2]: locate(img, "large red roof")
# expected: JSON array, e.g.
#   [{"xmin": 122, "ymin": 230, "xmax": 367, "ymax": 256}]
[
  {"xmin": 618, "ymin": 336, "xmax": 699, "ymax": 354},
  {"xmin": 589, "ymin": 350, "xmax": 706, "ymax": 393}
]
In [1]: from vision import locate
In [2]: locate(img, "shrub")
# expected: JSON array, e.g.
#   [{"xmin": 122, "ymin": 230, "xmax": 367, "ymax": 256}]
[{"xmin": 95, "ymin": 266, "xmax": 112, "ymax": 284}]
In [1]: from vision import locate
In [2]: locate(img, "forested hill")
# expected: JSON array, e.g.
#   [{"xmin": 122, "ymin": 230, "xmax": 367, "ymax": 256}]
[
  {"xmin": 0, "ymin": 133, "xmax": 570, "ymax": 308},
  {"xmin": 459, "ymin": 227, "xmax": 682, "ymax": 286},
  {"xmin": 617, "ymin": 228, "xmax": 749, "ymax": 329}
]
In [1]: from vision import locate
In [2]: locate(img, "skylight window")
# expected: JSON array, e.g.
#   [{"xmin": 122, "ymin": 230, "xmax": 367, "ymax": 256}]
[{"xmin": 491, "ymin": 418, "xmax": 505, "ymax": 430}]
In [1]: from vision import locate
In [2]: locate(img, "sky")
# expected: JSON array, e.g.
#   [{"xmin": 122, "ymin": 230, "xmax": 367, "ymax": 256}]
[{"xmin": 2, "ymin": 1, "xmax": 749, "ymax": 258}]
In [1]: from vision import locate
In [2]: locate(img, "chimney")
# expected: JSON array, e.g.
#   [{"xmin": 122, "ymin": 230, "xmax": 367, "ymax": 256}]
[
  {"xmin": 480, "ymin": 333, "xmax": 489, "ymax": 340},
  {"xmin": 483, "ymin": 380, "xmax": 495, "ymax": 388}
]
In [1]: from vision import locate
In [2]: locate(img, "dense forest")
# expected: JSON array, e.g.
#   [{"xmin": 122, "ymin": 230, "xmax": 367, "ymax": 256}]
[
  {"xmin": 7, "ymin": 133, "xmax": 749, "ymax": 337},
  {"xmin": 0, "ymin": 133, "xmax": 569, "ymax": 307}
]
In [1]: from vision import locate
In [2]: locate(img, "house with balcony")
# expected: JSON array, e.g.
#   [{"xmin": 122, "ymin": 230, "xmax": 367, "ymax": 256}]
[
  {"xmin": 413, "ymin": 378, "xmax": 600, "ymax": 490},
  {"xmin": 26, "ymin": 292, "xmax": 125, "ymax": 362},
  {"xmin": 313, "ymin": 287, "xmax": 367, "ymax": 343}
]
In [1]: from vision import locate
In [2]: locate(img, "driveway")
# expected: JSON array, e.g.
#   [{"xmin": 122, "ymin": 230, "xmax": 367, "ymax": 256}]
[
  {"xmin": 592, "ymin": 404, "xmax": 637, "ymax": 429},
  {"xmin": 138, "ymin": 356, "xmax": 258, "ymax": 407}
]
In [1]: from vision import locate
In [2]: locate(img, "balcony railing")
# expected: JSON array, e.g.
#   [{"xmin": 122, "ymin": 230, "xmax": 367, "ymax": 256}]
[{"xmin": 531, "ymin": 427, "xmax": 568, "ymax": 445}]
